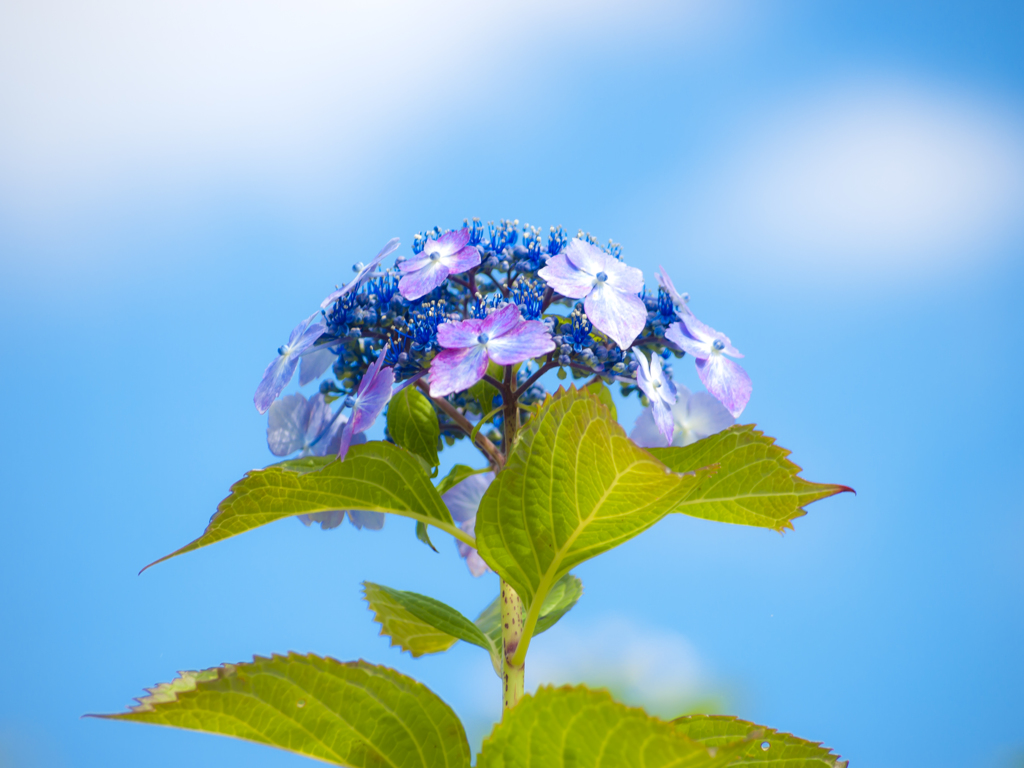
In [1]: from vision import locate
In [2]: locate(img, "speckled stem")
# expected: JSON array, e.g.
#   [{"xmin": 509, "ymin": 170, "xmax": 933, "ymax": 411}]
[{"xmin": 501, "ymin": 579, "xmax": 525, "ymax": 711}]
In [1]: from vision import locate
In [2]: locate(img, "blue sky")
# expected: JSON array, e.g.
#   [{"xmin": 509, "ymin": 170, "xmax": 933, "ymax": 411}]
[{"xmin": 1, "ymin": 1, "xmax": 1022, "ymax": 766}]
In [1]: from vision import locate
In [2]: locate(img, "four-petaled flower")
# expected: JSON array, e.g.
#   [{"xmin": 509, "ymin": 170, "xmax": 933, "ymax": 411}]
[
  {"xmin": 398, "ymin": 229, "xmax": 480, "ymax": 301},
  {"xmin": 630, "ymin": 385, "xmax": 735, "ymax": 448},
  {"xmin": 337, "ymin": 345, "xmax": 395, "ymax": 460},
  {"xmin": 441, "ymin": 472, "xmax": 495, "ymax": 577},
  {"xmin": 254, "ymin": 312, "xmax": 327, "ymax": 414},
  {"xmin": 429, "ymin": 304, "xmax": 555, "ymax": 398},
  {"xmin": 632, "ymin": 349, "xmax": 678, "ymax": 446},
  {"xmin": 537, "ymin": 237, "xmax": 646, "ymax": 350},
  {"xmin": 666, "ymin": 314, "xmax": 751, "ymax": 418},
  {"xmin": 320, "ymin": 237, "xmax": 401, "ymax": 309}
]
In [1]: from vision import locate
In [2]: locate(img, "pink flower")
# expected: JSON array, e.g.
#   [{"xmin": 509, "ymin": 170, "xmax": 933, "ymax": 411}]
[
  {"xmin": 665, "ymin": 313, "xmax": 751, "ymax": 418},
  {"xmin": 428, "ymin": 304, "xmax": 555, "ymax": 398},
  {"xmin": 537, "ymin": 237, "xmax": 646, "ymax": 349},
  {"xmin": 398, "ymin": 229, "xmax": 480, "ymax": 301}
]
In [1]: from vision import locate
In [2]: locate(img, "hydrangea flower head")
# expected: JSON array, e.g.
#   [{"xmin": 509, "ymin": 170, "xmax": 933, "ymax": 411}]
[
  {"xmin": 398, "ymin": 228, "xmax": 480, "ymax": 301},
  {"xmin": 441, "ymin": 472, "xmax": 495, "ymax": 577},
  {"xmin": 320, "ymin": 237, "xmax": 401, "ymax": 309},
  {"xmin": 337, "ymin": 345, "xmax": 395, "ymax": 460},
  {"xmin": 429, "ymin": 304, "xmax": 555, "ymax": 398},
  {"xmin": 630, "ymin": 385, "xmax": 735, "ymax": 448},
  {"xmin": 665, "ymin": 313, "xmax": 751, "ymax": 418},
  {"xmin": 254, "ymin": 312, "xmax": 327, "ymax": 414},
  {"xmin": 632, "ymin": 349, "xmax": 678, "ymax": 445},
  {"xmin": 537, "ymin": 237, "xmax": 646, "ymax": 350}
]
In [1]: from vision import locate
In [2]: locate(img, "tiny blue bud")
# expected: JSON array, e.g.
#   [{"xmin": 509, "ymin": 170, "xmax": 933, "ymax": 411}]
[
  {"xmin": 595, "ymin": 271, "xmax": 608, "ymax": 282},
  {"xmin": 477, "ymin": 333, "xmax": 490, "ymax": 344},
  {"xmin": 712, "ymin": 339, "xmax": 725, "ymax": 351},
  {"xmin": 344, "ymin": 396, "xmax": 356, "ymax": 408}
]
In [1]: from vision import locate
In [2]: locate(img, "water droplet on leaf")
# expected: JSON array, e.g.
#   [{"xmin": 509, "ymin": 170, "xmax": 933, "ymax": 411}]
[
  {"xmin": 296, "ymin": 699, "xmax": 306, "ymax": 708},
  {"xmin": 761, "ymin": 741, "xmax": 770, "ymax": 751}
]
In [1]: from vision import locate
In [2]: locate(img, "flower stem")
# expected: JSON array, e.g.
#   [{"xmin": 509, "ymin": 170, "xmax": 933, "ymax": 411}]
[{"xmin": 501, "ymin": 579, "xmax": 525, "ymax": 711}]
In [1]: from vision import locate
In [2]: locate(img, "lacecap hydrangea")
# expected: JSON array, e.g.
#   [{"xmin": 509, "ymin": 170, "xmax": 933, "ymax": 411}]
[{"xmin": 254, "ymin": 218, "xmax": 751, "ymax": 574}]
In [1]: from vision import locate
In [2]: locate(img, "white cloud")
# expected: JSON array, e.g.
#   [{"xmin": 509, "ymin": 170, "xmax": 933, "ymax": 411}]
[
  {"xmin": 687, "ymin": 80, "xmax": 1024, "ymax": 280},
  {"xmin": 524, "ymin": 615, "xmax": 710, "ymax": 716},
  {"xmin": 0, "ymin": 0, "xmax": 731, "ymax": 208}
]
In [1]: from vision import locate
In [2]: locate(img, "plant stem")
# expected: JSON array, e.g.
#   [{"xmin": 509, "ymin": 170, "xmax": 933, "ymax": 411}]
[
  {"xmin": 502, "ymin": 364, "xmax": 519, "ymax": 453},
  {"xmin": 415, "ymin": 381, "xmax": 504, "ymax": 469},
  {"xmin": 501, "ymin": 579, "xmax": 525, "ymax": 711}
]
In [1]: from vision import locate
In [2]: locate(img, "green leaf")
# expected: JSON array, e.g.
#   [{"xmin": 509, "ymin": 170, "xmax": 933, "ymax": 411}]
[
  {"xmin": 363, "ymin": 582, "xmax": 494, "ymax": 657},
  {"xmin": 583, "ymin": 379, "xmax": 617, "ymax": 421},
  {"xmin": 474, "ymin": 573, "xmax": 583, "ymax": 650},
  {"xmin": 468, "ymin": 361, "xmax": 505, "ymax": 413},
  {"xmin": 649, "ymin": 425, "xmax": 853, "ymax": 532},
  {"xmin": 672, "ymin": 715, "xmax": 847, "ymax": 767},
  {"xmin": 435, "ymin": 464, "xmax": 492, "ymax": 496},
  {"xmin": 416, "ymin": 521, "xmax": 439, "ymax": 552},
  {"xmin": 92, "ymin": 653, "xmax": 471, "ymax": 767},
  {"xmin": 144, "ymin": 441, "xmax": 465, "ymax": 571},
  {"xmin": 477, "ymin": 685, "xmax": 742, "ymax": 768},
  {"xmin": 476, "ymin": 386, "xmax": 710, "ymax": 661},
  {"xmin": 388, "ymin": 385, "xmax": 441, "ymax": 467}
]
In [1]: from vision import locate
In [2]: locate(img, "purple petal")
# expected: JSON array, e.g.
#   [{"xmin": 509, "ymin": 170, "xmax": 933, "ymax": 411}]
[
  {"xmin": 347, "ymin": 509, "xmax": 385, "ymax": 530},
  {"xmin": 480, "ymin": 303, "xmax": 523, "ymax": 338},
  {"xmin": 696, "ymin": 354, "xmax": 752, "ymax": 418},
  {"xmin": 651, "ymin": 400, "xmax": 675, "ymax": 446},
  {"xmin": 428, "ymin": 345, "xmax": 490, "ymax": 398},
  {"xmin": 351, "ymin": 354, "xmax": 395, "ymax": 435},
  {"xmin": 266, "ymin": 393, "xmax": 311, "ymax": 456},
  {"xmin": 290, "ymin": 321, "xmax": 328, "ymax": 355},
  {"xmin": 680, "ymin": 313, "xmax": 742, "ymax": 358},
  {"xmin": 304, "ymin": 393, "xmax": 335, "ymax": 446},
  {"xmin": 441, "ymin": 472, "xmax": 495, "ymax": 523},
  {"xmin": 254, "ymin": 354, "xmax": 300, "ymax": 414},
  {"xmin": 287, "ymin": 312, "xmax": 322, "ymax": 345},
  {"xmin": 429, "ymin": 228, "xmax": 471, "ymax": 257},
  {"xmin": 299, "ymin": 511, "xmax": 347, "ymax": 529},
  {"xmin": 562, "ymin": 238, "xmax": 606, "ymax": 274},
  {"xmin": 456, "ymin": 518, "xmax": 490, "ymax": 577},
  {"xmin": 584, "ymin": 286, "xmax": 647, "ymax": 350},
  {"xmin": 602, "ymin": 257, "xmax": 644, "ymax": 295},
  {"xmin": 398, "ymin": 261, "xmax": 450, "ymax": 301},
  {"xmin": 537, "ymin": 253, "xmax": 595, "ymax": 299},
  {"xmin": 319, "ymin": 237, "xmax": 400, "ymax": 309},
  {"xmin": 437, "ymin": 317, "xmax": 488, "ymax": 349},
  {"xmin": 657, "ymin": 266, "xmax": 691, "ymax": 314},
  {"xmin": 299, "ymin": 345, "xmax": 336, "ymax": 385},
  {"xmin": 441, "ymin": 244, "xmax": 481, "ymax": 274},
  {"xmin": 629, "ymin": 407, "xmax": 669, "ymax": 448},
  {"xmin": 665, "ymin": 321, "xmax": 711, "ymax": 359},
  {"xmin": 393, "ymin": 370, "xmax": 427, "ymax": 394},
  {"xmin": 400, "ymin": 251, "xmax": 437, "ymax": 273},
  {"xmin": 683, "ymin": 392, "xmax": 735, "ymax": 441},
  {"xmin": 487, "ymin": 320, "xmax": 555, "ymax": 365}
]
